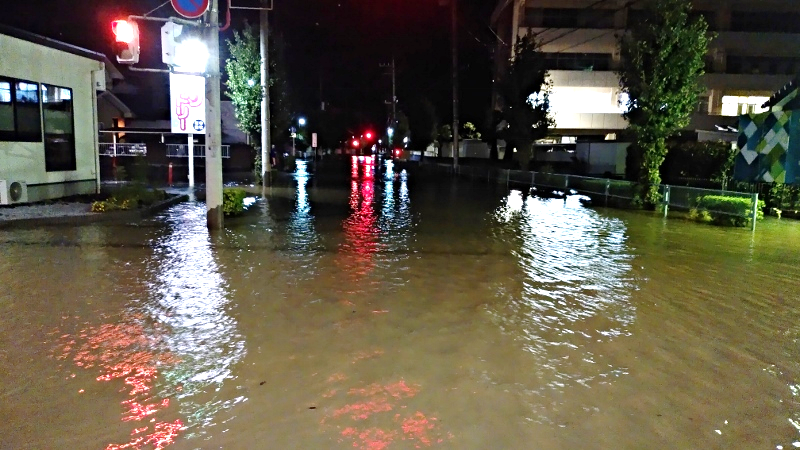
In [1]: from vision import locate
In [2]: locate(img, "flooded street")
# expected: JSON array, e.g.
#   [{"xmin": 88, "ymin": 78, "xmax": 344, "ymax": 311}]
[{"xmin": 2, "ymin": 160, "xmax": 800, "ymax": 449}]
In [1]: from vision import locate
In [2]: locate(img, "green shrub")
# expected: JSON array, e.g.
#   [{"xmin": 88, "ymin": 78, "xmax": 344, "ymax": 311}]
[
  {"xmin": 105, "ymin": 184, "xmax": 167, "ymax": 208},
  {"xmin": 689, "ymin": 195, "xmax": 764, "ymax": 227},
  {"xmin": 223, "ymin": 188, "xmax": 247, "ymax": 216},
  {"xmin": 91, "ymin": 197, "xmax": 132, "ymax": 213}
]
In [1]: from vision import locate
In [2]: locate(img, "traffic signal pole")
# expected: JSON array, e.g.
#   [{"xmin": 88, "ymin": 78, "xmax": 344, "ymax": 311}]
[{"xmin": 205, "ymin": 0, "xmax": 224, "ymax": 229}]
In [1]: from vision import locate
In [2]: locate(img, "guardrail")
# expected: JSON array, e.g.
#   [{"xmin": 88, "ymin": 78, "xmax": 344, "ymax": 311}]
[
  {"xmin": 166, "ymin": 144, "xmax": 231, "ymax": 159},
  {"xmin": 425, "ymin": 163, "xmax": 761, "ymax": 231},
  {"xmin": 99, "ymin": 143, "xmax": 147, "ymax": 156}
]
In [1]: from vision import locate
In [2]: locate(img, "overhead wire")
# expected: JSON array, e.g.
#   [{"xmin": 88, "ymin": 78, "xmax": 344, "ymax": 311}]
[{"xmin": 537, "ymin": 0, "xmax": 647, "ymax": 49}]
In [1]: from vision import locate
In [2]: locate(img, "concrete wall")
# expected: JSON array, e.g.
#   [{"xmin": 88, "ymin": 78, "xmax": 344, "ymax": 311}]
[{"xmin": 0, "ymin": 33, "xmax": 103, "ymax": 202}]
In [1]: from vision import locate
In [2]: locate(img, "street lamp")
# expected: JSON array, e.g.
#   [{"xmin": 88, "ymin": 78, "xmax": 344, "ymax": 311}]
[{"xmin": 291, "ymin": 117, "xmax": 307, "ymax": 158}]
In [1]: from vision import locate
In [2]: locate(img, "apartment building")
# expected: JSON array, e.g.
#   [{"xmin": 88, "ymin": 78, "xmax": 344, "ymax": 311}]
[{"xmin": 490, "ymin": 0, "xmax": 800, "ymax": 140}]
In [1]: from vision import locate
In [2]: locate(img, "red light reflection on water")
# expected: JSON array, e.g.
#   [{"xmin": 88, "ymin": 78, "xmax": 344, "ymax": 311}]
[
  {"xmin": 320, "ymin": 351, "xmax": 452, "ymax": 449},
  {"xmin": 339, "ymin": 178, "xmax": 379, "ymax": 283},
  {"xmin": 51, "ymin": 317, "xmax": 184, "ymax": 450}
]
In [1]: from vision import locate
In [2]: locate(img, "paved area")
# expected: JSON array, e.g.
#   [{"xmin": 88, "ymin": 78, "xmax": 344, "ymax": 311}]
[{"xmin": 0, "ymin": 202, "xmax": 95, "ymax": 222}]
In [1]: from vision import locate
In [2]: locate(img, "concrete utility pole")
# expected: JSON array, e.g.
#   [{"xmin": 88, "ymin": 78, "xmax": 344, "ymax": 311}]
[
  {"xmin": 380, "ymin": 58, "xmax": 397, "ymax": 143},
  {"xmin": 205, "ymin": 0, "xmax": 224, "ymax": 229},
  {"xmin": 451, "ymin": 0, "xmax": 459, "ymax": 168},
  {"xmin": 260, "ymin": 0, "xmax": 271, "ymax": 184}
]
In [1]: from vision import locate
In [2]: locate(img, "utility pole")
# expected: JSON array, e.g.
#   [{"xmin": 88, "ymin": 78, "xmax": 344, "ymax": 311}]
[
  {"xmin": 380, "ymin": 58, "xmax": 396, "ymax": 144},
  {"xmin": 260, "ymin": 0, "xmax": 271, "ymax": 184},
  {"xmin": 206, "ymin": 0, "xmax": 224, "ymax": 229},
  {"xmin": 451, "ymin": 0, "xmax": 459, "ymax": 168}
]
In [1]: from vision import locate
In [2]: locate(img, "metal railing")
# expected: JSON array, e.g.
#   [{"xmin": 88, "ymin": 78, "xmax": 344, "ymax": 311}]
[
  {"xmin": 99, "ymin": 143, "xmax": 147, "ymax": 156},
  {"xmin": 166, "ymin": 144, "xmax": 231, "ymax": 159},
  {"xmin": 425, "ymin": 163, "xmax": 762, "ymax": 231}
]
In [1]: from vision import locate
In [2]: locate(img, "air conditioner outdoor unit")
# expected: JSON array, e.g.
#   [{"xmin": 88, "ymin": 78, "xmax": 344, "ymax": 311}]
[{"xmin": 0, "ymin": 180, "xmax": 29, "ymax": 205}]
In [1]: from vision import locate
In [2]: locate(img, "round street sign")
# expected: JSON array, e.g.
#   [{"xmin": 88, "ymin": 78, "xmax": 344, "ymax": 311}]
[{"xmin": 171, "ymin": 0, "xmax": 210, "ymax": 19}]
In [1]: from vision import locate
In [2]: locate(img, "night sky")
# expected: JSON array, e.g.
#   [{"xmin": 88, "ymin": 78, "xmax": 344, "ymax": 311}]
[{"xmin": 0, "ymin": 0, "xmax": 499, "ymax": 131}]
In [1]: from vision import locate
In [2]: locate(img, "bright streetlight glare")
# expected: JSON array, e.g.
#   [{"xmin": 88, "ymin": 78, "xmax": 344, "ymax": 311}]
[
  {"xmin": 403, "ymin": 137, "xmax": 409, "ymax": 143},
  {"xmin": 174, "ymin": 39, "xmax": 209, "ymax": 73},
  {"xmin": 298, "ymin": 117, "xmax": 307, "ymax": 126},
  {"xmin": 387, "ymin": 127, "xmax": 394, "ymax": 137}
]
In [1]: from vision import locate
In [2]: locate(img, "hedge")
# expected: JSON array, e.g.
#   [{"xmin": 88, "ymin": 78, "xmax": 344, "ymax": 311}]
[
  {"xmin": 223, "ymin": 188, "xmax": 247, "ymax": 216},
  {"xmin": 689, "ymin": 195, "xmax": 764, "ymax": 227}
]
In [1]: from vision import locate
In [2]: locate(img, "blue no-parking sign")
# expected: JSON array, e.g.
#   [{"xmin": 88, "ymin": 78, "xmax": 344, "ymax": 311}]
[{"xmin": 171, "ymin": 0, "xmax": 209, "ymax": 19}]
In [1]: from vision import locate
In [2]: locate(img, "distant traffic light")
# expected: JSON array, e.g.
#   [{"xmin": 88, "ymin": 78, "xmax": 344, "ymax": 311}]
[
  {"xmin": 111, "ymin": 20, "xmax": 140, "ymax": 64},
  {"xmin": 365, "ymin": 132, "xmax": 373, "ymax": 140},
  {"xmin": 352, "ymin": 139, "xmax": 360, "ymax": 148}
]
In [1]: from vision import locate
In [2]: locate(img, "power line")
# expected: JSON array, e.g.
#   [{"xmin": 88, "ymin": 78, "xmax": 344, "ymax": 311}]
[
  {"xmin": 532, "ymin": 0, "xmax": 616, "ymax": 42},
  {"xmin": 543, "ymin": 0, "xmax": 648, "ymax": 53},
  {"xmin": 537, "ymin": 0, "xmax": 643, "ymax": 49}
]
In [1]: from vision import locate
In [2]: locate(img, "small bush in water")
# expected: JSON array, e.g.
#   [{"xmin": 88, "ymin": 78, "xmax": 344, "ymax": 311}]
[
  {"xmin": 689, "ymin": 195, "xmax": 764, "ymax": 227},
  {"xmin": 223, "ymin": 188, "xmax": 247, "ymax": 216}
]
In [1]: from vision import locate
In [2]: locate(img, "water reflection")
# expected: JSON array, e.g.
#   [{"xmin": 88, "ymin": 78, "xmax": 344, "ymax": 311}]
[
  {"xmin": 145, "ymin": 202, "xmax": 246, "ymax": 439},
  {"xmin": 338, "ymin": 158, "xmax": 414, "ymax": 288},
  {"xmin": 285, "ymin": 160, "xmax": 320, "ymax": 282},
  {"xmin": 488, "ymin": 192, "xmax": 637, "ymax": 422},
  {"xmin": 339, "ymin": 157, "xmax": 380, "ymax": 282}
]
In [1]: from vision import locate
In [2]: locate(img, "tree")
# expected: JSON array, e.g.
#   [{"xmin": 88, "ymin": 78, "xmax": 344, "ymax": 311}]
[
  {"xmin": 391, "ymin": 111, "xmax": 410, "ymax": 147},
  {"xmin": 496, "ymin": 35, "xmax": 552, "ymax": 169},
  {"xmin": 225, "ymin": 25, "xmax": 293, "ymax": 183},
  {"xmin": 618, "ymin": 0, "xmax": 711, "ymax": 207},
  {"xmin": 224, "ymin": 25, "xmax": 262, "ymax": 143},
  {"xmin": 407, "ymin": 97, "xmax": 439, "ymax": 150},
  {"xmin": 462, "ymin": 122, "xmax": 481, "ymax": 140},
  {"xmin": 268, "ymin": 32, "xmax": 292, "ymax": 148}
]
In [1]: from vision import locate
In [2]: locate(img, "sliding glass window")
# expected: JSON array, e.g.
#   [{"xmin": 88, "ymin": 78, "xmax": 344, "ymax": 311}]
[
  {"xmin": 42, "ymin": 84, "xmax": 76, "ymax": 172},
  {"xmin": 0, "ymin": 76, "xmax": 42, "ymax": 142}
]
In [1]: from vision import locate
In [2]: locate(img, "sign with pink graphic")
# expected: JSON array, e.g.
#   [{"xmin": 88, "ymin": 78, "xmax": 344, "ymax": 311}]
[{"xmin": 170, "ymin": 73, "xmax": 206, "ymax": 134}]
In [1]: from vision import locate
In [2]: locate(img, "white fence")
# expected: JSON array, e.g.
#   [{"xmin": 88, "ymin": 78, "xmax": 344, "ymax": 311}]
[
  {"xmin": 166, "ymin": 144, "xmax": 231, "ymax": 159},
  {"xmin": 99, "ymin": 143, "xmax": 147, "ymax": 156}
]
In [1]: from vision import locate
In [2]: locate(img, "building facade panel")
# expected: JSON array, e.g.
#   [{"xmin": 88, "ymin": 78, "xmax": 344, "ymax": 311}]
[
  {"xmin": 0, "ymin": 32, "xmax": 103, "ymax": 202},
  {"xmin": 493, "ymin": 0, "xmax": 798, "ymax": 138}
]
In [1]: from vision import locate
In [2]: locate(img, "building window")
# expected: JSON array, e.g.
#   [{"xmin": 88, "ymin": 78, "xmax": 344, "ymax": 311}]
[
  {"xmin": 523, "ymin": 8, "xmax": 541, "ymax": 27},
  {"xmin": 726, "ymin": 55, "xmax": 800, "ymax": 75},
  {"xmin": 542, "ymin": 8, "xmax": 580, "ymax": 28},
  {"xmin": 731, "ymin": 11, "xmax": 800, "ymax": 33},
  {"xmin": 0, "ymin": 77, "xmax": 42, "ymax": 142},
  {"xmin": 578, "ymin": 9, "xmax": 615, "ymax": 29},
  {"xmin": 42, "ymin": 84, "xmax": 76, "ymax": 172},
  {"xmin": 721, "ymin": 96, "xmax": 769, "ymax": 117},
  {"xmin": 696, "ymin": 95, "xmax": 710, "ymax": 114},
  {"xmin": 543, "ymin": 53, "xmax": 612, "ymax": 71}
]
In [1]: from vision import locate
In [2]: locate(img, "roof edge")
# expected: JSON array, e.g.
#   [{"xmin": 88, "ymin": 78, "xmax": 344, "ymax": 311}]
[{"xmin": 0, "ymin": 23, "xmax": 106, "ymax": 63}]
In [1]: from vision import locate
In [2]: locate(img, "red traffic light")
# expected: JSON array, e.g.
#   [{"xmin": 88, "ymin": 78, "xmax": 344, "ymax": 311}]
[
  {"xmin": 111, "ymin": 19, "xmax": 140, "ymax": 64},
  {"xmin": 352, "ymin": 139, "xmax": 360, "ymax": 148},
  {"xmin": 394, "ymin": 149, "xmax": 402, "ymax": 156},
  {"xmin": 365, "ymin": 132, "xmax": 373, "ymax": 140},
  {"xmin": 112, "ymin": 20, "xmax": 135, "ymax": 44}
]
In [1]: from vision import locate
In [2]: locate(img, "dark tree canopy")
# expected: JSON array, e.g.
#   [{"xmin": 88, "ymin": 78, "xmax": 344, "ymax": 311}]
[{"xmin": 496, "ymin": 35, "xmax": 552, "ymax": 168}]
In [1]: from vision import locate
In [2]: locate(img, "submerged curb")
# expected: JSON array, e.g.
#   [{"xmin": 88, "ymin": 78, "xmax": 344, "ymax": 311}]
[{"xmin": 0, "ymin": 194, "xmax": 190, "ymax": 230}]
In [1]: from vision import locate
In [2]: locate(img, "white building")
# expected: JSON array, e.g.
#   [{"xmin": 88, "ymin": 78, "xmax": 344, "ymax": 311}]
[
  {"xmin": 0, "ymin": 25, "xmax": 106, "ymax": 203},
  {"xmin": 490, "ymin": 0, "xmax": 799, "ymax": 140}
]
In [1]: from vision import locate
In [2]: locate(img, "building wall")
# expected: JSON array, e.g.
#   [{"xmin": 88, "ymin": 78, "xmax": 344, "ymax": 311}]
[
  {"xmin": 493, "ymin": 0, "xmax": 800, "ymax": 135},
  {"xmin": 0, "ymin": 33, "xmax": 103, "ymax": 202}
]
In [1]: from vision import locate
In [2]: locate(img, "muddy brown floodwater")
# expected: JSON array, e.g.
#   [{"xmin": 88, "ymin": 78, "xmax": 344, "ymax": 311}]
[{"xmin": 2, "ymin": 160, "xmax": 800, "ymax": 449}]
